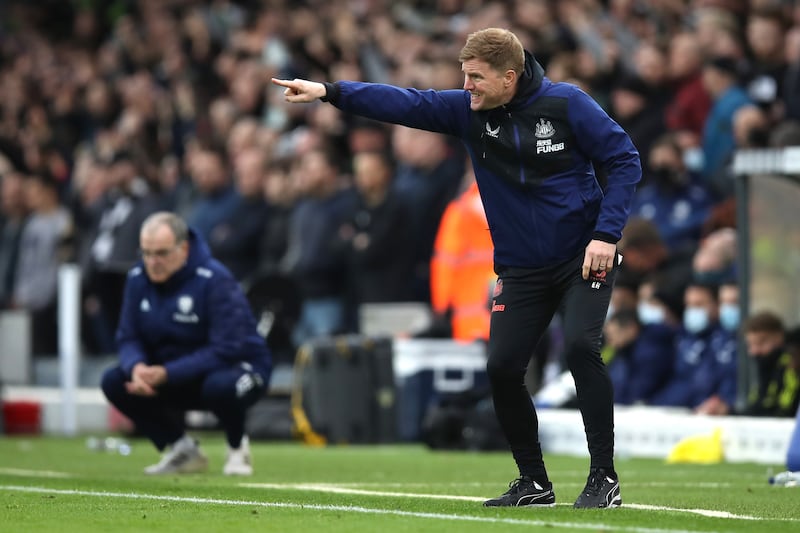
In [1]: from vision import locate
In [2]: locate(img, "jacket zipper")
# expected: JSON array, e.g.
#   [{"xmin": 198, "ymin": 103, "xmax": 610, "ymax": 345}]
[{"xmin": 511, "ymin": 117, "xmax": 524, "ymax": 185}]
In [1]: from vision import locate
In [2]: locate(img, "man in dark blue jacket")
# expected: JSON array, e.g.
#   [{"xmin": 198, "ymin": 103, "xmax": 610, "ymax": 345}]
[
  {"xmin": 603, "ymin": 309, "xmax": 675, "ymax": 406},
  {"xmin": 273, "ymin": 27, "xmax": 640, "ymax": 508},
  {"xmin": 101, "ymin": 212, "xmax": 271, "ymax": 476},
  {"xmin": 649, "ymin": 282, "xmax": 736, "ymax": 413}
]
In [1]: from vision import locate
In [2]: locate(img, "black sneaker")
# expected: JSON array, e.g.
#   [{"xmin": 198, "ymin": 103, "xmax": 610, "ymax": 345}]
[
  {"xmin": 483, "ymin": 476, "xmax": 555, "ymax": 507},
  {"xmin": 573, "ymin": 468, "xmax": 622, "ymax": 508}
]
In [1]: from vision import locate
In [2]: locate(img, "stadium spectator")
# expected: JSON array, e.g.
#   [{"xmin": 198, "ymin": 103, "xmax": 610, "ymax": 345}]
[
  {"xmin": 390, "ymin": 126, "xmax": 465, "ymax": 303},
  {"xmin": 701, "ymin": 55, "xmax": 751, "ymax": 187},
  {"xmin": 609, "ymin": 74, "xmax": 664, "ymax": 178},
  {"xmin": 205, "ymin": 146, "xmax": 269, "ymax": 282},
  {"xmin": 741, "ymin": 312, "xmax": 800, "ymax": 417},
  {"xmin": 184, "ymin": 145, "xmax": 239, "ymax": 243},
  {"xmin": 155, "ymin": 154, "xmax": 193, "ymax": 215},
  {"xmin": 692, "ymin": 227, "xmax": 737, "ymax": 286},
  {"xmin": 717, "ymin": 280, "xmax": 741, "ymax": 334},
  {"xmin": 744, "ymin": 8, "xmax": 788, "ymax": 120},
  {"xmin": 616, "ymin": 216, "xmax": 694, "ymax": 299},
  {"xmin": 707, "ymin": 104, "xmax": 772, "ymax": 198},
  {"xmin": 630, "ymin": 134, "xmax": 713, "ymax": 254},
  {"xmin": 12, "ymin": 173, "xmax": 73, "ymax": 355},
  {"xmin": 783, "ymin": 25, "xmax": 800, "ymax": 121},
  {"xmin": 690, "ymin": 277, "xmax": 741, "ymax": 416},
  {"xmin": 280, "ymin": 146, "xmax": 356, "ymax": 346},
  {"xmin": 273, "ymin": 26, "xmax": 640, "ymax": 510},
  {"xmin": 664, "ymin": 31, "xmax": 712, "ymax": 144},
  {"xmin": 694, "ymin": 7, "xmax": 746, "ymax": 61},
  {"xmin": 732, "ymin": 105, "xmax": 772, "ymax": 150},
  {"xmin": 627, "ymin": 42, "xmax": 671, "ymax": 175},
  {"xmin": 80, "ymin": 151, "xmax": 161, "ymax": 354},
  {"xmin": 606, "ymin": 277, "xmax": 638, "ymax": 323},
  {"xmin": 226, "ymin": 117, "xmax": 261, "ymax": 162},
  {"xmin": 650, "ymin": 282, "xmax": 737, "ymax": 413},
  {"xmin": 0, "ymin": 171, "xmax": 27, "ymax": 309},
  {"xmin": 337, "ymin": 149, "xmax": 413, "ymax": 320},
  {"xmin": 100, "ymin": 212, "xmax": 271, "ymax": 476},
  {"xmin": 429, "ymin": 166, "xmax": 495, "ymax": 342},
  {"xmin": 602, "ymin": 308, "xmax": 674, "ymax": 406},
  {"xmin": 256, "ymin": 161, "xmax": 295, "ymax": 276}
]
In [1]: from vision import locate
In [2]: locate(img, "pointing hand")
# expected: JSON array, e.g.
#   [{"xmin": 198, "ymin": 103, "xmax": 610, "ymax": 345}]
[{"xmin": 271, "ymin": 78, "xmax": 326, "ymax": 103}]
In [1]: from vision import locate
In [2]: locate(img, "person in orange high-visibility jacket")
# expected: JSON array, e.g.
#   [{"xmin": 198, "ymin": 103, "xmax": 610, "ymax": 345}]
[{"xmin": 430, "ymin": 177, "xmax": 495, "ymax": 342}]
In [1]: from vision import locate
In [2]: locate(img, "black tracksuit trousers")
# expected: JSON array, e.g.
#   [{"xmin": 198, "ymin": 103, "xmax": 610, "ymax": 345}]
[{"xmin": 487, "ymin": 251, "xmax": 616, "ymax": 483}]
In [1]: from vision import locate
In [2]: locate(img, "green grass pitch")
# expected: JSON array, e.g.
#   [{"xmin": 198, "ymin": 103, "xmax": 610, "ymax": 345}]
[{"xmin": 1, "ymin": 434, "xmax": 798, "ymax": 532}]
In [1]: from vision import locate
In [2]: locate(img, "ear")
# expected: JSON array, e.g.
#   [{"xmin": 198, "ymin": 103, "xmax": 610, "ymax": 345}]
[{"xmin": 504, "ymin": 69, "xmax": 517, "ymax": 88}]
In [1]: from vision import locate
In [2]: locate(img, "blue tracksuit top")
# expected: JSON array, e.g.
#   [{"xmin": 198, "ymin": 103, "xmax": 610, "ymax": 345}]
[
  {"xmin": 324, "ymin": 52, "xmax": 641, "ymax": 268},
  {"xmin": 650, "ymin": 324, "xmax": 736, "ymax": 409},
  {"xmin": 116, "ymin": 229, "xmax": 271, "ymax": 384}
]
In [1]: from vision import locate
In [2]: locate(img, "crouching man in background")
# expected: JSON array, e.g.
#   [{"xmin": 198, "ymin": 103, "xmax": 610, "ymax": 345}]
[{"xmin": 101, "ymin": 211, "xmax": 271, "ymax": 475}]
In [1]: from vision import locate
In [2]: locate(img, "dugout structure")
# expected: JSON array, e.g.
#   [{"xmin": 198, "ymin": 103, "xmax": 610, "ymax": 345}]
[{"xmin": 732, "ymin": 147, "xmax": 800, "ymax": 410}]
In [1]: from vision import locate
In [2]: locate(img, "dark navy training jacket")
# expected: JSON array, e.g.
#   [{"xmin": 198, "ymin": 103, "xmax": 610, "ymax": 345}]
[
  {"xmin": 116, "ymin": 229, "xmax": 271, "ymax": 384},
  {"xmin": 324, "ymin": 52, "xmax": 641, "ymax": 268}
]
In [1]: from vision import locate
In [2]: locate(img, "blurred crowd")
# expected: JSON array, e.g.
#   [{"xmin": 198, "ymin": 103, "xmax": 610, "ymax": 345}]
[{"xmin": 0, "ymin": 0, "xmax": 799, "ymax": 413}]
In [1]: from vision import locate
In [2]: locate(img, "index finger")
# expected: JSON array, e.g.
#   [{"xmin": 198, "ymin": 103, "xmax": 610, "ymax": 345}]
[{"xmin": 270, "ymin": 78, "xmax": 292, "ymax": 88}]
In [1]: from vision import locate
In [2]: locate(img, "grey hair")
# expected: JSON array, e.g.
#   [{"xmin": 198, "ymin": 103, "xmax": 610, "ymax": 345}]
[{"xmin": 141, "ymin": 211, "xmax": 189, "ymax": 243}]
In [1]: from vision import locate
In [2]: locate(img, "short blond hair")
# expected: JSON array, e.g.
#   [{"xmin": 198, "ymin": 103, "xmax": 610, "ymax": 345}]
[{"xmin": 458, "ymin": 28, "xmax": 525, "ymax": 76}]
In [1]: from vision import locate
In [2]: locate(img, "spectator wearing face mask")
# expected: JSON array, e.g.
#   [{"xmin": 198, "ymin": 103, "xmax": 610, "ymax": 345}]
[
  {"xmin": 603, "ymin": 307, "xmax": 675, "ymax": 406},
  {"xmin": 636, "ymin": 277, "xmax": 683, "ymax": 329},
  {"xmin": 694, "ymin": 284, "xmax": 738, "ymax": 415},
  {"xmin": 717, "ymin": 281, "xmax": 740, "ymax": 334},
  {"xmin": 741, "ymin": 312, "xmax": 800, "ymax": 417},
  {"xmin": 649, "ymin": 282, "xmax": 736, "ymax": 413},
  {"xmin": 630, "ymin": 134, "xmax": 713, "ymax": 255}
]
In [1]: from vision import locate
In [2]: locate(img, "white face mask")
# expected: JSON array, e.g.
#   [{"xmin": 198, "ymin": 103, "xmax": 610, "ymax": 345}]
[
  {"xmin": 719, "ymin": 303, "xmax": 740, "ymax": 332},
  {"xmin": 683, "ymin": 146, "xmax": 704, "ymax": 173},
  {"xmin": 638, "ymin": 302, "xmax": 665, "ymax": 325},
  {"xmin": 683, "ymin": 306, "xmax": 710, "ymax": 334}
]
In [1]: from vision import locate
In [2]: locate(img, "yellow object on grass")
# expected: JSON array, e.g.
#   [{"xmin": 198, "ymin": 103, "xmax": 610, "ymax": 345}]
[{"xmin": 665, "ymin": 427, "xmax": 724, "ymax": 464}]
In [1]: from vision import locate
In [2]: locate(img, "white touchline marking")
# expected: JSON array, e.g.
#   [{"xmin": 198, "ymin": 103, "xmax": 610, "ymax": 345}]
[
  {"xmin": 240, "ymin": 483, "xmax": 796, "ymax": 522},
  {"xmin": 623, "ymin": 482, "xmax": 734, "ymax": 489},
  {"xmin": 241, "ymin": 482, "xmax": 486, "ymax": 502},
  {"xmin": 0, "ymin": 468, "xmax": 71, "ymax": 478},
  {"xmin": 0, "ymin": 484, "xmax": 704, "ymax": 533},
  {"xmin": 623, "ymin": 504, "xmax": 762, "ymax": 520}
]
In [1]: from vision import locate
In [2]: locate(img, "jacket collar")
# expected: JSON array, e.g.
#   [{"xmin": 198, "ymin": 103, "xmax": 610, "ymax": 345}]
[{"xmin": 505, "ymin": 50, "xmax": 544, "ymax": 109}]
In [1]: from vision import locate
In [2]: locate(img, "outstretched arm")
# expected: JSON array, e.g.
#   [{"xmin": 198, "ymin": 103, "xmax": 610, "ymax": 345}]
[
  {"xmin": 271, "ymin": 78, "xmax": 326, "ymax": 103},
  {"xmin": 272, "ymin": 77, "xmax": 469, "ymax": 135}
]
